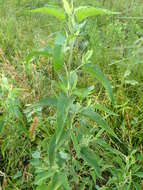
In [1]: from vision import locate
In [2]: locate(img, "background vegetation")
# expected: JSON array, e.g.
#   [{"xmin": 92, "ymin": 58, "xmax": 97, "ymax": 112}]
[{"xmin": 0, "ymin": 0, "xmax": 143, "ymax": 189}]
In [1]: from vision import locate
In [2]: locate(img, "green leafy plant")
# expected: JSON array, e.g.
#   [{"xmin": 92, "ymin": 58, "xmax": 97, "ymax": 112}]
[
  {"xmin": 27, "ymin": 0, "xmax": 120, "ymax": 189},
  {"xmin": 24, "ymin": 0, "xmax": 143, "ymax": 189},
  {"xmin": 0, "ymin": 0, "xmax": 143, "ymax": 189}
]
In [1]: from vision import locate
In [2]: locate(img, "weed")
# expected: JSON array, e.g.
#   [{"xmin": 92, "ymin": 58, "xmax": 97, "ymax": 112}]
[{"xmin": 0, "ymin": 0, "xmax": 143, "ymax": 189}]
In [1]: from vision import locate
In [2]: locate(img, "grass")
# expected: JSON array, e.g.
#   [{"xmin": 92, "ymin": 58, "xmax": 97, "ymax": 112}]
[{"xmin": 0, "ymin": 0, "xmax": 143, "ymax": 189}]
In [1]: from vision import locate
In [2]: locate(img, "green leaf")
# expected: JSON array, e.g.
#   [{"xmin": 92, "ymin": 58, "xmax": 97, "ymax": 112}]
[
  {"xmin": 48, "ymin": 172, "xmax": 71, "ymax": 190},
  {"xmin": 69, "ymin": 71, "xmax": 78, "ymax": 91},
  {"xmin": 80, "ymin": 146, "xmax": 101, "ymax": 177},
  {"xmin": 73, "ymin": 85, "xmax": 94, "ymax": 98},
  {"xmin": 24, "ymin": 97, "xmax": 57, "ymax": 120},
  {"xmin": 56, "ymin": 94, "xmax": 73, "ymax": 144},
  {"xmin": 49, "ymin": 134, "xmax": 56, "ymax": 166},
  {"xmin": 75, "ymin": 6, "xmax": 119, "ymax": 22},
  {"xmin": 81, "ymin": 107, "xmax": 119, "ymax": 141},
  {"xmin": 30, "ymin": 6, "xmax": 65, "ymax": 21},
  {"xmin": 26, "ymin": 46, "xmax": 53, "ymax": 64},
  {"xmin": 71, "ymin": 132, "xmax": 80, "ymax": 156},
  {"xmin": 53, "ymin": 32, "xmax": 66, "ymax": 71},
  {"xmin": 83, "ymin": 64, "xmax": 114, "ymax": 104},
  {"xmin": 56, "ymin": 129, "xmax": 69, "ymax": 150},
  {"xmin": 36, "ymin": 184, "xmax": 48, "ymax": 190},
  {"xmin": 35, "ymin": 170, "xmax": 55, "ymax": 185},
  {"xmin": 59, "ymin": 173, "xmax": 71, "ymax": 190},
  {"xmin": 29, "ymin": 97, "xmax": 57, "ymax": 109},
  {"xmin": 134, "ymin": 172, "xmax": 143, "ymax": 178}
]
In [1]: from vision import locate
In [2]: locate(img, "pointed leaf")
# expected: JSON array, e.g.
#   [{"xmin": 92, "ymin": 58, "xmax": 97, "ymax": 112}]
[
  {"xmin": 134, "ymin": 172, "xmax": 143, "ymax": 178},
  {"xmin": 29, "ymin": 97, "xmax": 57, "ymax": 109},
  {"xmin": 73, "ymin": 85, "xmax": 94, "ymax": 98},
  {"xmin": 69, "ymin": 71, "xmax": 78, "ymax": 90},
  {"xmin": 53, "ymin": 32, "xmax": 66, "ymax": 71},
  {"xmin": 83, "ymin": 64, "xmax": 114, "ymax": 104},
  {"xmin": 30, "ymin": 6, "xmax": 65, "ymax": 21},
  {"xmin": 25, "ymin": 97, "xmax": 57, "ymax": 119},
  {"xmin": 48, "ymin": 172, "xmax": 71, "ymax": 190},
  {"xmin": 36, "ymin": 184, "xmax": 48, "ymax": 190},
  {"xmin": 35, "ymin": 170, "xmax": 55, "ymax": 185},
  {"xmin": 71, "ymin": 132, "xmax": 80, "ymax": 156},
  {"xmin": 81, "ymin": 107, "xmax": 119, "ymax": 140},
  {"xmin": 75, "ymin": 6, "xmax": 119, "ymax": 22},
  {"xmin": 49, "ymin": 134, "xmax": 56, "ymax": 166},
  {"xmin": 56, "ymin": 94, "xmax": 73, "ymax": 144},
  {"xmin": 80, "ymin": 146, "xmax": 101, "ymax": 177},
  {"xmin": 26, "ymin": 46, "xmax": 53, "ymax": 64}
]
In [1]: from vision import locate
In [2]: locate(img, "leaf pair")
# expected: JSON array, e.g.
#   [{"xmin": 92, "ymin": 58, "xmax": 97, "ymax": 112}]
[{"xmin": 30, "ymin": 2, "xmax": 119, "ymax": 22}]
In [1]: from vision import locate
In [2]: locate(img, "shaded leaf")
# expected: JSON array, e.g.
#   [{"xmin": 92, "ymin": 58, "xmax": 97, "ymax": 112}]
[
  {"xmin": 49, "ymin": 134, "xmax": 56, "ymax": 166},
  {"xmin": 35, "ymin": 170, "xmax": 55, "ymax": 185},
  {"xmin": 36, "ymin": 184, "xmax": 48, "ymax": 190},
  {"xmin": 71, "ymin": 132, "xmax": 80, "ymax": 156},
  {"xmin": 69, "ymin": 71, "xmax": 78, "ymax": 91},
  {"xmin": 80, "ymin": 146, "xmax": 101, "ymax": 177},
  {"xmin": 83, "ymin": 64, "xmax": 114, "ymax": 104},
  {"xmin": 56, "ymin": 94, "xmax": 73, "ymax": 144},
  {"xmin": 26, "ymin": 46, "xmax": 53, "ymax": 64},
  {"xmin": 81, "ymin": 107, "xmax": 119, "ymax": 140},
  {"xmin": 53, "ymin": 32, "xmax": 66, "ymax": 71},
  {"xmin": 134, "ymin": 172, "xmax": 143, "ymax": 178},
  {"xmin": 29, "ymin": 97, "xmax": 57, "ymax": 110},
  {"xmin": 73, "ymin": 85, "xmax": 94, "ymax": 98},
  {"xmin": 48, "ymin": 172, "xmax": 71, "ymax": 190}
]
